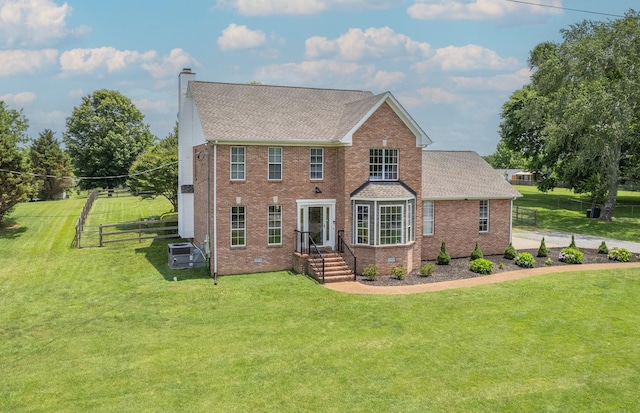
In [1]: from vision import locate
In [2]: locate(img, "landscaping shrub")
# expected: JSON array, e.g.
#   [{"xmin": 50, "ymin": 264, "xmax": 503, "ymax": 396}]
[
  {"xmin": 514, "ymin": 252, "xmax": 535, "ymax": 268},
  {"xmin": 390, "ymin": 265, "xmax": 407, "ymax": 280},
  {"xmin": 503, "ymin": 243, "xmax": 517, "ymax": 260},
  {"xmin": 437, "ymin": 241, "xmax": 451, "ymax": 265},
  {"xmin": 362, "ymin": 264, "xmax": 379, "ymax": 281},
  {"xmin": 470, "ymin": 258, "xmax": 493, "ymax": 274},
  {"xmin": 545, "ymin": 258, "xmax": 553, "ymax": 266},
  {"xmin": 537, "ymin": 237, "xmax": 549, "ymax": 257},
  {"xmin": 608, "ymin": 247, "xmax": 631, "ymax": 262},
  {"xmin": 598, "ymin": 241, "xmax": 609, "ymax": 254},
  {"xmin": 470, "ymin": 241, "xmax": 483, "ymax": 260},
  {"xmin": 559, "ymin": 247, "xmax": 583, "ymax": 264},
  {"xmin": 419, "ymin": 263, "xmax": 435, "ymax": 277}
]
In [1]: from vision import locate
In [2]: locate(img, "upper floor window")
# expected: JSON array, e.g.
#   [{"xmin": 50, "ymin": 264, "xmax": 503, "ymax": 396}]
[
  {"xmin": 479, "ymin": 200, "xmax": 489, "ymax": 232},
  {"xmin": 268, "ymin": 147, "xmax": 282, "ymax": 180},
  {"xmin": 423, "ymin": 201, "xmax": 434, "ymax": 236},
  {"xmin": 231, "ymin": 146, "xmax": 245, "ymax": 180},
  {"xmin": 310, "ymin": 148, "xmax": 323, "ymax": 180},
  {"xmin": 369, "ymin": 148, "xmax": 398, "ymax": 181}
]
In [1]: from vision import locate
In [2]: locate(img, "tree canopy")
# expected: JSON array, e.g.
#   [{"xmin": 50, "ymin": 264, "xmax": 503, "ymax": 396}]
[
  {"xmin": 0, "ymin": 101, "xmax": 35, "ymax": 224},
  {"xmin": 127, "ymin": 123, "xmax": 178, "ymax": 212},
  {"xmin": 499, "ymin": 10, "xmax": 640, "ymax": 221},
  {"xmin": 64, "ymin": 90, "xmax": 154, "ymax": 190},
  {"xmin": 29, "ymin": 129, "xmax": 74, "ymax": 200}
]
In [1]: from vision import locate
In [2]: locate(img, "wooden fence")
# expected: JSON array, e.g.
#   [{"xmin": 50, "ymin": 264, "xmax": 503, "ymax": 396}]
[
  {"xmin": 74, "ymin": 190, "xmax": 99, "ymax": 248},
  {"xmin": 99, "ymin": 218, "xmax": 179, "ymax": 246},
  {"xmin": 513, "ymin": 206, "xmax": 537, "ymax": 226}
]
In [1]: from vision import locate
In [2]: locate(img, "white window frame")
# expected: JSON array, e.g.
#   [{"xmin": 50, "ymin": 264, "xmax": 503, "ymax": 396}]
[
  {"xmin": 407, "ymin": 202, "xmax": 414, "ymax": 242},
  {"xmin": 268, "ymin": 205, "xmax": 282, "ymax": 246},
  {"xmin": 231, "ymin": 206, "xmax": 246, "ymax": 247},
  {"xmin": 268, "ymin": 147, "xmax": 283, "ymax": 181},
  {"xmin": 230, "ymin": 146, "xmax": 245, "ymax": 181},
  {"xmin": 355, "ymin": 204, "xmax": 370, "ymax": 245},
  {"xmin": 310, "ymin": 148, "xmax": 324, "ymax": 180},
  {"xmin": 423, "ymin": 201, "xmax": 434, "ymax": 236},
  {"xmin": 379, "ymin": 204, "xmax": 404, "ymax": 245},
  {"xmin": 479, "ymin": 200, "xmax": 489, "ymax": 233},
  {"xmin": 369, "ymin": 148, "xmax": 398, "ymax": 181}
]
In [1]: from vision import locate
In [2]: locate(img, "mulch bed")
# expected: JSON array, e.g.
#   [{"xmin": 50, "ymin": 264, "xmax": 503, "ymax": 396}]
[{"xmin": 358, "ymin": 247, "xmax": 640, "ymax": 287}]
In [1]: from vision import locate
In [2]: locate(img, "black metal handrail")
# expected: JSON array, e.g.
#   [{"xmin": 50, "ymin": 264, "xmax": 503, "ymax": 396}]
[
  {"xmin": 337, "ymin": 230, "xmax": 357, "ymax": 281},
  {"xmin": 294, "ymin": 230, "xmax": 326, "ymax": 283},
  {"xmin": 308, "ymin": 237, "xmax": 325, "ymax": 283}
]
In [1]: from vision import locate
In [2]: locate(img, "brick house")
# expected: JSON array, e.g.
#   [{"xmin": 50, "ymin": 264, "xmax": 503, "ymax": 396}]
[{"xmin": 177, "ymin": 69, "xmax": 521, "ymax": 281}]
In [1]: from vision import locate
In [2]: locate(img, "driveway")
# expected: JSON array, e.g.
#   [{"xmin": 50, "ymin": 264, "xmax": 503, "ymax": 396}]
[{"xmin": 512, "ymin": 230, "xmax": 640, "ymax": 253}]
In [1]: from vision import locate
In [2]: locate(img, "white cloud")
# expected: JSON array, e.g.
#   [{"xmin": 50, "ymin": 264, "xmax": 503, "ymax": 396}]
[
  {"xmin": 370, "ymin": 71, "xmax": 405, "ymax": 89},
  {"xmin": 215, "ymin": 0, "xmax": 404, "ymax": 16},
  {"xmin": 407, "ymin": 0, "xmax": 562, "ymax": 21},
  {"xmin": 59, "ymin": 47, "xmax": 157, "ymax": 75},
  {"xmin": 255, "ymin": 60, "xmax": 378, "ymax": 88},
  {"xmin": 452, "ymin": 68, "xmax": 531, "ymax": 91},
  {"xmin": 141, "ymin": 48, "xmax": 198, "ymax": 80},
  {"xmin": 0, "ymin": 49, "xmax": 58, "ymax": 76},
  {"xmin": 217, "ymin": 24, "xmax": 267, "ymax": 51},
  {"xmin": 0, "ymin": 0, "xmax": 90, "ymax": 47},
  {"xmin": 132, "ymin": 98, "xmax": 172, "ymax": 114},
  {"xmin": 413, "ymin": 44, "xmax": 518, "ymax": 72},
  {"xmin": 0, "ymin": 91, "xmax": 37, "ymax": 106},
  {"xmin": 306, "ymin": 27, "xmax": 432, "ymax": 61}
]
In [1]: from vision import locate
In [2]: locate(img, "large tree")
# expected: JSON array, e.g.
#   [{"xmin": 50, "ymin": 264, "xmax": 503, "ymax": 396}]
[
  {"xmin": 64, "ymin": 90, "xmax": 154, "ymax": 190},
  {"xmin": 0, "ymin": 101, "xmax": 35, "ymax": 224},
  {"xmin": 499, "ymin": 10, "xmax": 640, "ymax": 221},
  {"xmin": 29, "ymin": 129, "xmax": 74, "ymax": 200},
  {"xmin": 483, "ymin": 140, "xmax": 526, "ymax": 169},
  {"xmin": 127, "ymin": 123, "xmax": 178, "ymax": 212}
]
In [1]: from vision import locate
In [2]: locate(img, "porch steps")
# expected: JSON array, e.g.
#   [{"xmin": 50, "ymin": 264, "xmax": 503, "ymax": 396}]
[{"xmin": 308, "ymin": 252, "xmax": 354, "ymax": 283}]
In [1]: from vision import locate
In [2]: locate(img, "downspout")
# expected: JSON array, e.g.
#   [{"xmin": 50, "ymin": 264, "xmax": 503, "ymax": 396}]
[
  {"xmin": 509, "ymin": 198, "xmax": 514, "ymax": 243},
  {"xmin": 213, "ymin": 141, "xmax": 218, "ymax": 285}
]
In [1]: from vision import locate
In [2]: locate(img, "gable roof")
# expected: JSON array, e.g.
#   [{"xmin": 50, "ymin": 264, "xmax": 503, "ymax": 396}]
[
  {"xmin": 188, "ymin": 81, "xmax": 431, "ymax": 146},
  {"xmin": 422, "ymin": 151, "xmax": 522, "ymax": 200},
  {"xmin": 351, "ymin": 181, "xmax": 416, "ymax": 200}
]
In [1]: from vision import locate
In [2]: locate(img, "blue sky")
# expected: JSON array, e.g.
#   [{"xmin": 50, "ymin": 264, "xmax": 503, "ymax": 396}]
[{"xmin": 0, "ymin": 0, "xmax": 635, "ymax": 155}]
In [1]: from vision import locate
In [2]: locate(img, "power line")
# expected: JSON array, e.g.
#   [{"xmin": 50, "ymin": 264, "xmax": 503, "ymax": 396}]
[{"xmin": 506, "ymin": 0, "xmax": 625, "ymax": 18}]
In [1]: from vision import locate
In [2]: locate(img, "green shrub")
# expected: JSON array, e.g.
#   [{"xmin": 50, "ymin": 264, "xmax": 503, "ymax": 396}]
[
  {"xmin": 470, "ymin": 258, "xmax": 493, "ymax": 274},
  {"xmin": 419, "ymin": 263, "xmax": 435, "ymax": 277},
  {"xmin": 569, "ymin": 234, "xmax": 577, "ymax": 249},
  {"xmin": 608, "ymin": 247, "xmax": 631, "ymax": 262},
  {"xmin": 514, "ymin": 252, "xmax": 535, "ymax": 268},
  {"xmin": 390, "ymin": 265, "xmax": 407, "ymax": 280},
  {"xmin": 470, "ymin": 241, "xmax": 483, "ymax": 260},
  {"xmin": 598, "ymin": 241, "xmax": 609, "ymax": 254},
  {"xmin": 498, "ymin": 262, "xmax": 504, "ymax": 269},
  {"xmin": 537, "ymin": 237, "xmax": 549, "ymax": 257},
  {"xmin": 437, "ymin": 241, "xmax": 451, "ymax": 265},
  {"xmin": 559, "ymin": 247, "xmax": 583, "ymax": 264},
  {"xmin": 362, "ymin": 264, "xmax": 379, "ymax": 281},
  {"xmin": 545, "ymin": 258, "xmax": 553, "ymax": 266},
  {"xmin": 503, "ymin": 243, "xmax": 517, "ymax": 260}
]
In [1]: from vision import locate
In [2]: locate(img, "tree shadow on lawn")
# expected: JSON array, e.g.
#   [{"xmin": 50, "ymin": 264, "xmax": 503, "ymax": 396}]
[
  {"xmin": 0, "ymin": 218, "xmax": 27, "ymax": 240},
  {"xmin": 135, "ymin": 238, "xmax": 211, "ymax": 282}
]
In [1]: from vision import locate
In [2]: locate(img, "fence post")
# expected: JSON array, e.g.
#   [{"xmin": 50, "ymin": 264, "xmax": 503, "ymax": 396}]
[{"xmin": 99, "ymin": 224, "xmax": 103, "ymax": 247}]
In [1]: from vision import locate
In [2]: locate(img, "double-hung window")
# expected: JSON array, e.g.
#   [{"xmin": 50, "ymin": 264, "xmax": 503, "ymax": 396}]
[
  {"xmin": 379, "ymin": 205, "xmax": 403, "ymax": 245},
  {"xmin": 355, "ymin": 204, "xmax": 369, "ymax": 244},
  {"xmin": 310, "ymin": 148, "xmax": 323, "ymax": 180},
  {"xmin": 479, "ymin": 200, "xmax": 489, "ymax": 232},
  {"xmin": 231, "ymin": 206, "xmax": 246, "ymax": 247},
  {"xmin": 268, "ymin": 205, "xmax": 282, "ymax": 245},
  {"xmin": 231, "ymin": 147, "xmax": 245, "ymax": 180},
  {"xmin": 369, "ymin": 149, "xmax": 398, "ymax": 181},
  {"xmin": 423, "ymin": 201, "xmax": 434, "ymax": 235},
  {"xmin": 268, "ymin": 147, "xmax": 282, "ymax": 180}
]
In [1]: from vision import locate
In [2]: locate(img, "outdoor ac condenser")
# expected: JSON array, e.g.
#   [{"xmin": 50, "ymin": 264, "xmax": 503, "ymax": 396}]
[{"xmin": 168, "ymin": 242, "xmax": 204, "ymax": 270}]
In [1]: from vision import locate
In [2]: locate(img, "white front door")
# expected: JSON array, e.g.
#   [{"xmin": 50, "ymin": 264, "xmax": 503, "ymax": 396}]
[{"xmin": 297, "ymin": 199, "xmax": 336, "ymax": 250}]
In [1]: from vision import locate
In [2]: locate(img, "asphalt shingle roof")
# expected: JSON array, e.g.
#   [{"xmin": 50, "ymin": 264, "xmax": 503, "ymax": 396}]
[
  {"xmin": 189, "ymin": 81, "xmax": 376, "ymax": 142},
  {"xmin": 422, "ymin": 151, "xmax": 522, "ymax": 200},
  {"xmin": 351, "ymin": 181, "xmax": 416, "ymax": 200}
]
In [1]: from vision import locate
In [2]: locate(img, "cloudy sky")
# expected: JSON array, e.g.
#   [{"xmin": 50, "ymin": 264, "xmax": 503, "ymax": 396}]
[{"xmin": 0, "ymin": 0, "xmax": 635, "ymax": 155}]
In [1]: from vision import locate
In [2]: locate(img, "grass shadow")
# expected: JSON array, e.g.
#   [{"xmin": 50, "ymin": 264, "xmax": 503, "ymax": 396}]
[
  {"xmin": 0, "ymin": 219, "xmax": 27, "ymax": 240},
  {"xmin": 135, "ymin": 237, "xmax": 211, "ymax": 282}
]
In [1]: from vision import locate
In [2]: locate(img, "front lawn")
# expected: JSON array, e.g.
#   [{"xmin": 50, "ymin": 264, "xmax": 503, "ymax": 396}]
[{"xmin": 2, "ymin": 196, "xmax": 640, "ymax": 412}]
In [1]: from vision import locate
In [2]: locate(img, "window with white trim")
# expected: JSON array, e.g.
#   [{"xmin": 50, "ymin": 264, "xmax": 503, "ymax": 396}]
[
  {"xmin": 379, "ymin": 205, "xmax": 403, "ymax": 245},
  {"xmin": 231, "ymin": 146, "xmax": 245, "ymax": 180},
  {"xmin": 310, "ymin": 148, "xmax": 323, "ymax": 180},
  {"xmin": 231, "ymin": 206, "xmax": 246, "ymax": 246},
  {"xmin": 479, "ymin": 200, "xmax": 489, "ymax": 232},
  {"xmin": 268, "ymin": 147, "xmax": 282, "ymax": 180},
  {"xmin": 407, "ymin": 202, "xmax": 414, "ymax": 242},
  {"xmin": 369, "ymin": 149, "xmax": 398, "ymax": 181},
  {"xmin": 423, "ymin": 201, "xmax": 434, "ymax": 235},
  {"xmin": 355, "ymin": 204, "xmax": 369, "ymax": 244},
  {"xmin": 268, "ymin": 205, "xmax": 282, "ymax": 245}
]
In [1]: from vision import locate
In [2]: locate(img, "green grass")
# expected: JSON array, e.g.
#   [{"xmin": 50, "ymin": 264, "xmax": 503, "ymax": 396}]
[
  {"xmin": 2, "ymin": 196, "xmax": 640, "ymax": 411},
  {"xmin": 513, "ymin": 185, "xmax": 640, "ymax": 241}
]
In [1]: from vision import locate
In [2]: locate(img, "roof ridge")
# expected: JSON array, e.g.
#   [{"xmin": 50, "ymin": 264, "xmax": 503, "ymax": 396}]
[{"xmin": 191, "ymin": 80, "xmax": 373, "ymax": 94}]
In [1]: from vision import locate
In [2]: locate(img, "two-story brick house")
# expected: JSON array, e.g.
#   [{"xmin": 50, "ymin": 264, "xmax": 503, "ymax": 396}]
[{"xmin": 177, "ymin": 69, "xmax": 521, "ymax": 281}]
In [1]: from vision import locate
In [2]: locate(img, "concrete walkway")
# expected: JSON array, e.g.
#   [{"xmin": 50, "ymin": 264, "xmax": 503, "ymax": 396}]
[{"xmin": 325, "ymin": 231, "xmax": 640, "ymax": 295}]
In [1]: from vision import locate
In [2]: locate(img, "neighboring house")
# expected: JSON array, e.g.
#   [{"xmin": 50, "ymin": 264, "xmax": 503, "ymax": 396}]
[
  {"xmin": 496, "ymin": 169, "xmax": 535, "ymax": 185},
  {"xmin": 177, "ymin": 69, "xmax": 521, "ymax": 281}
]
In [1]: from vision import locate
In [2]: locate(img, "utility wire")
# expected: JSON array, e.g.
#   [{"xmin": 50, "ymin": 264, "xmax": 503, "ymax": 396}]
[{"xmin": 506, "ymin": 0, "xmax": 625, "ymax": 18}]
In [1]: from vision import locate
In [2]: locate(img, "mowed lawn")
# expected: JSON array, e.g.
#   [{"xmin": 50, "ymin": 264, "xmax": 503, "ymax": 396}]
[{"xmin": 2, "ymin": 195, "xmax": 640, "ymax": 412}]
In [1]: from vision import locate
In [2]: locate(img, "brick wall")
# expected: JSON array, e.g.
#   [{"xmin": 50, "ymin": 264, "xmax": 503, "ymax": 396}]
[{"xmin": 421, "ymin": 198, "xmax": 513, "ymax": 260}]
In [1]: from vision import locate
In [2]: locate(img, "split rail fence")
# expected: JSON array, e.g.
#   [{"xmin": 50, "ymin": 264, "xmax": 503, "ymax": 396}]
[{"xmin": 98, "ymin": 218, "xmax": 179, "ymax": 246}]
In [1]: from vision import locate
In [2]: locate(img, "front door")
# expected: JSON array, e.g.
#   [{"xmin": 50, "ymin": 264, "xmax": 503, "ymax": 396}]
[
  {"xmin": 297, "ymin": 200, "xmax": 336, "ymax": 250},
  {"xmin": 308, "ymin": 206, "xmax": 324, "ymax": 246}
]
